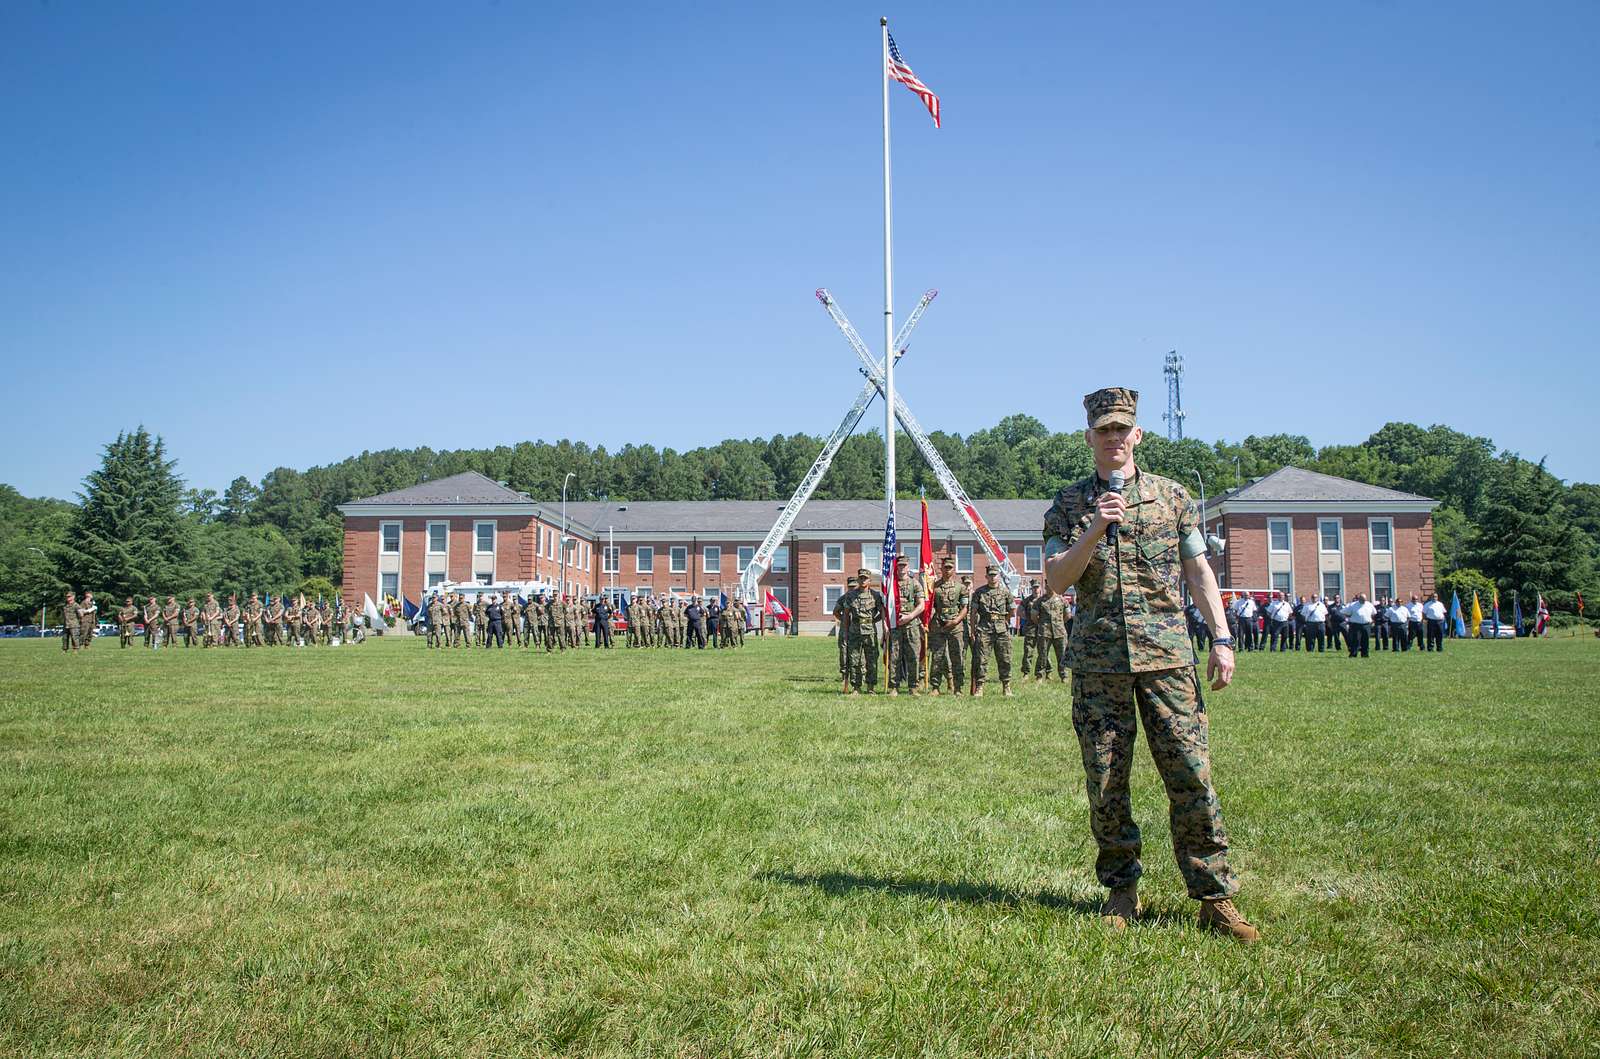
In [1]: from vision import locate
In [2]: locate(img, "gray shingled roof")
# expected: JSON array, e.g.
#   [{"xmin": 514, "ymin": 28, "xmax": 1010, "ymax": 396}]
[
  {"xmin": 562, "ymin": 498, "xmax": 1051, "ymax": 535},
  {"xmin": 344, "ymin": 471, "xmax": 535, "ymax": 507},
  {"xmin": 1217, "ymin": 466, "xmax": 1434, "ymax": 504}
]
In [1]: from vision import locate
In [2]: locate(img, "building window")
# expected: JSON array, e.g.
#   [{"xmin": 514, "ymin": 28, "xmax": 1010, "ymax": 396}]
[
  {"xmin": 380, "ymin": 572, "xmax": 399, "ymax": 599},
  {"xmin": 427, "ymin": 522, "xmax": 447, "ymax": 555},
  {"xmin": 1373, "ymin": 571, "xmax": 1394, "ymax": 599},
  {"xmin": 703, "ymin": 587, "xmax": 720, "ymax": 601},
  {"xmin": 380, "ymin": 522, "xmax": 401, "ymax": 555},
  {"xmin": 427, "ymin": 571, "xmax": 446, "ymax": 589},
  {"xmin": 956, "ymin": 546, "xmax": 974, "ymax": 573},
  {"xmin": 1023, "ymin": 545, "xmax": 1043, "ymax": 573},
  {"xmin": 1271, "ymin": 571, "xmax": 1292, "ymax": 595},
  {"xmin": 670, "ymin": 546, "xmax": 688, "ymax": 573},
  {"xmin": 824, "ymin": 585, "xmax": 844, "ymax": 613},
  {"xmin": 770, "ymin": 586, "xmax": 790, "ymax": 612},
  {"xmin": 772, "ymin": 545, "xmax": 789, "ymax": 572},
  {"xmin": 861, "ymin": 542, "xmax": 882, "ymax": 574},
  {"xmin": 635, "ymin": 586, "xmax": 653, "ymax": 598},
  {"xmin": 1319, "ymin": 519, "xmax": 1342, "ymax": 553},
  {"xmin": 636, "ymin": 547, "xmax": 654, "ymax": 573},
  {"xmin": 1322, "ymin": 571, "xmax": 1343, "ymax": 598},
  {"xmin": 1369, "ymin": 519, "xmax": 1393, "ymax": 553},
  {"xmin": 823, "ymin": 543, "xmax": 843, "ymax": 573},
  {"xmin": 1269, "ymin": 519, "xmax": 1291, "ymax": 553},
  {"xmin": 737, "ymin": 546, "xmax": 755, "ymax": 573},
  {"xmin": 602, "ymin": 546, "xmax": 619, "ymax": 573},
  {"xmin": 475, "ymin": 521, "xmax": 496, "ymax": 555},
  {"xmin": 704, "ymin": 546, "xmax": 721, "ymax": 574},
  {"xmin": 475, "ymin": 573, "xmax": 492, "ymax": 586}
]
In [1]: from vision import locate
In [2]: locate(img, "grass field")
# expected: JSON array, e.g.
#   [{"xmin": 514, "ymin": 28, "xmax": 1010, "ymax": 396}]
[{"xmin": 2, "ymin": 634, "xmax": 1597, "ymax": 1058}]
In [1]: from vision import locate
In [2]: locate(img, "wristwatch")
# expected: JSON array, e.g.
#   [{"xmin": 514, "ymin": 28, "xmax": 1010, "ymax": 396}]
[{"xmin": 1210, "ymin": 637, "xmax": 1234, "ymax": 649}]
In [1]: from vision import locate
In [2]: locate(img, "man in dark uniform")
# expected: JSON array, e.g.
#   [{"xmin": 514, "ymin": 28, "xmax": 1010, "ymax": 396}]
[
  {"xmin": 485, "ymin": 594, "xmax": 506, "ymax": 648},
  {"xmin": 1044, "ymin": 386, "xmax": 1257, "ymax": 942},
  {"xmin": 592, "ymin": 594, "xmax": 614, "ymax": 648},
  {"xmin": 685, "ymin": 597, "xmax": 707, "ymax": 649}
]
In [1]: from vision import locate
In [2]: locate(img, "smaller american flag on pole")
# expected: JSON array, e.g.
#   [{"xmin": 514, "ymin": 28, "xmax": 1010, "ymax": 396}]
[
  {"xmin": 887, "ymin": 30, "xmax": 941, "ymax": 128},
  {"xmin": 881, "ymin": 509, "xmax": 899, "ymax": 629}
]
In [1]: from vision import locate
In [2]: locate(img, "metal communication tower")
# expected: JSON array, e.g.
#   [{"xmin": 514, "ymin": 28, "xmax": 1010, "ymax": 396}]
[{"xmin": 1163, "ymin": 350, "xmax": 1186, "ymax": 441}]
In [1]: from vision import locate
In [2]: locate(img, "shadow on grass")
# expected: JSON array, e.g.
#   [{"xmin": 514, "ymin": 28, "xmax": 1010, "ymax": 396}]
[{"xmin": 757, "ymin": 870, "xmax": 1192, "ymax": 926}]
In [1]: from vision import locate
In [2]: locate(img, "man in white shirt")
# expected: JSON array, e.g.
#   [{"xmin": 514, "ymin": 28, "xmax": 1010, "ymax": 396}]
[
  {"xmin": 1232, "ymin": 594, "xmax": 1259, "ymax": 652},
  {"xmin": 1407, "ymin": 595, "xmax": 1425, "ymax": 655},
  {"xmin": 1421, "ymin": 593, "xmax": 1447, "ymax": 652},
  {"xmin": 1265, "ymin": 593, "xmax": 1294, "ymax": 652},
  {"xmin": 1342, "ymin": 595, "xmax": 1376, "ymax": 658},
  {"xmin": 1384, "ymin": 600, "xmax": 1410, "ymax": 651},
  {"xmin": 1300, "ymin": 595, "xmax": 1329, "ymax": 652}
]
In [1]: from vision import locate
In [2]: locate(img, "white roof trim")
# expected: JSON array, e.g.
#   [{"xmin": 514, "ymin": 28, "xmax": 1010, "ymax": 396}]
[{"xmin": 1210, "ymin": 500, "xmax": 1437, "ymax": 516}]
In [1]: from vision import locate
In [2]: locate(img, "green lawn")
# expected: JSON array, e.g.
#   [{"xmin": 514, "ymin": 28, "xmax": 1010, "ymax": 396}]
[{"xmin": 2, "ymin": 634, "xmax": 1597, "ymax": 1057}]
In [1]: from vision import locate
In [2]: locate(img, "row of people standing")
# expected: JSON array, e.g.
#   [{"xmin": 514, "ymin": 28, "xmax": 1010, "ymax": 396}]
[
  {"xmin": 624, "ymin": 595, "xmax": 747, "ymax": 649},
  {"xmin": 59, "ymin": 590, "xmax": 355, "ymax": 651},
  {"xmin": 1212, "ymin": 591, "xmax": 1450, "ymax": 656},
  {"xmin": 422, "ymin": 592, "xmax": 609, "ymax": 649}
]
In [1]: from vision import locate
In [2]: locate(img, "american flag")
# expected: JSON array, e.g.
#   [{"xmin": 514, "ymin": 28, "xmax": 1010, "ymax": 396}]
[
  {"xmin": 881, "ymin": 507, "xmax": 899, "ymax": 630},
  {"xmin": 887, "ymin": 30, "xmax": 940, "ymax": 128}
]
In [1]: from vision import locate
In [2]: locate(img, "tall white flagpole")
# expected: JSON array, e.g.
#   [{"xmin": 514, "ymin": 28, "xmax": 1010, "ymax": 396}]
[{"xmin": 880, "ymin": 17, "xmax": 896, "ymax": 561}]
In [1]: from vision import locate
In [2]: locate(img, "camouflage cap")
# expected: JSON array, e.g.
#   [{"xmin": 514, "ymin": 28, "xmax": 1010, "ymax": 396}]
[
  {"xmin": 1084, "ymin": 386, "xmax": 1139, "ymax": 428},
  {"xmin": 940, "ymin": 556, "xmax": 955, "ymax": 567},
  {"xmin": 986, "ymin": 564, "xmax": 998, "ymax": 574},
  {"xmin": 894, "ymin": 555, "xmax": 909, "ymax": 565},
  {"xmin": 857, "ymin": 566, "xmax": 873, "ymax": 577}
]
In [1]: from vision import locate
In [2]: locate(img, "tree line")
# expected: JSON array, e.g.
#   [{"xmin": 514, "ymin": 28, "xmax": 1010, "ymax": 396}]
[{"xmin": 3, "ymin": 416, "xmax": 1596, "ymax": 624}]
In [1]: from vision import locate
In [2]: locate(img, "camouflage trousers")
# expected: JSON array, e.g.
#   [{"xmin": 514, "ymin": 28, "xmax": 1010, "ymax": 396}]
[
  {"xmin": 889, "ymin": 623, "xmax": 923, "ymax": 690},
  {"xmin": 1034, "ymin": 633, "xmax": 1065, "ymax": 679},
  {"xmin": 972, "ymin": 628, "xmax": 1012, "ymax": 687},
  {"xmin": 1070, "ymin": 667, "xmax": 1237, "ymax": 900},
  {"xmin": 845, "ymin": 633, "xmax": 880, "ymax": 690},
  {"xmin": 120, "ymin": 625, "xmax": 134, "ymax": 648},
  {"xmin": 926, "ymin": 626, "xmax": 963, "ymax": 692}
]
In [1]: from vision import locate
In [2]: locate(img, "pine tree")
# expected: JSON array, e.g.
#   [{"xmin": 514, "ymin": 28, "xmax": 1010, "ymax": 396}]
[
  {"xmin": 1469, "ymin": 459, "xmax": 1595, "ymax": 601},
  {"xmin": 60, "ymin": 428, "xmax": 196, "ymax": 597}
]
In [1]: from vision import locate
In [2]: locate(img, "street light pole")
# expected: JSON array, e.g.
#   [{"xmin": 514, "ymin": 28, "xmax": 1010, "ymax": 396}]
[
  {"xmin": 27, "ymin": 546, "xmax": 46, "ymax": 636},
  {"xmin": 560, "ymin": 471, "xmax": 575, "ymax": 601}
]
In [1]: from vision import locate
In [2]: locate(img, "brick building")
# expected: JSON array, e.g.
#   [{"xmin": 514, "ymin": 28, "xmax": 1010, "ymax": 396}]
[
  {"xmin": 339, "ymin": 466, "xmax": 1440, "ymax": 628},
  {"xmin": 1201, "ymin": 466, "xmax": 1438, "ymax": 600}
]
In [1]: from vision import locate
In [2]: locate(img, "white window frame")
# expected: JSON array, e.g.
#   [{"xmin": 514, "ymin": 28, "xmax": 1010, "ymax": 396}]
[
  {"xmin": 703, "ymin": 587, "xmax": 720, "ymax": 601},
  {"xmin": 861, "ymin": 542, "xmax": 882, "ymax": 574},
  {"xmin": 823, "ymin": 543, "xmax": 844, "ymax": 573},
  {"xmin": 770, "ymin": 586, "xmax": 790, "ymax": 610},
  {"xmin": 474, "ymin": 520, "xmax": 496, "ymax": 556},
  {"xmin": 1268, "ymin": 518, "xmax": 1292, "ymax": 554},
  {"xmin": 635, "ymin": 585, "xmax": 653, "ymax": 598},
  {"xmin": 380, "ymin": 571, "xmax": 399, "ymax": 599},
  {"xmin": 1322, "ymin": 571, "xmax": 1343, "ymax": 598},
  {"xmin": 703, "ymin": 546, "xmax": 722, "ymax": 573},
  {"xmin": 737, "ymin": 545, "xmax": 755, "ymax": 573},
  {"xmin": 602, "ymin": 546, "xmax": 619, "ymax": 574},
  {"xmin": 636, "ymin": 546, "xmax": 654, "ymax": 574},
  {"xmin": 771, "ymin": 545, "xmax": 790, "ymax": 573},
  {"xmin": 1319, "ymin": 519, "xmax": 1342, "ymax": 554},
  {"xmin": 1271, "ymin": 571, "xmax": 1293, "ymax": 595},
  {"xmin": 426, "ymin": 571, "xmax": 446, "ymax": 588},
  {"xmin": 823, "ymin": 584, "xmax": 845, "ymax": 613},
  {"xmin": 955, "ymin": 545, "xmax": 974, "ymax": 574},
  {"xmin": 1368, "ymin": 517, "xmax": 1394, "ymax": 554},
  {"xmin": 669, "ymin": 546, "xmax": 688, "ymax": 574},
  {"xmin": 380, "ymin": 521, "xmax": 402, "ymax": 555},
  {"xmin": 1023, "ymin": 545, "xmax": 1043, "ymax": 573},
  {"xmin": 426, "ymin": 520, "xmax": 448, "ymax": 556},
  {"xmin": 1372, "ymin": 570, "xmax": 1394, "ymax": 600}
]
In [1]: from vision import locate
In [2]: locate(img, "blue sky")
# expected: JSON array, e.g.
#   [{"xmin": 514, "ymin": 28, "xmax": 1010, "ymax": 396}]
[{"xmin": 3, "ymin": 1, "xmax": 1596, "ymax": 500}]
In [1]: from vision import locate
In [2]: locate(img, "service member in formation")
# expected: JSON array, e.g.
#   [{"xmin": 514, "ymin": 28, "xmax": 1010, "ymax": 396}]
[
  {"xmin": 282, "ymin": 596, "xmax": 299, "ymax": 647},
  {"xmin": 61, "ymin": 591, "xmax": 79, "ymax": 652},
  {"xmin": 926, "ymin": 559, "xmax": 966, "ymax": 695},
  {"xmin": 425, "ymin": 593, "xmax": 445, "ymax": 649},
  {"xmin": 842, "ymin": 567, "xmax": 886, "ymax": 695},
  {"xmin": 142, "ymin": 595, "xmax": 161, "ymax": 648},
  {"xmin": 486, "ymin": 594, "xmax": 506, "ymax": 648},
  {"xmin": 264, "ymin": 595, "xmax": 283, "ymax": 646},
  {"xmin": 835, "ymin": 576, "xmax": 858, "ymax": 683},
  {"xmin": 78, "ymin": 591, "xmax": 99, "ymax": 648},
  {"xmin": 1019, "ymin": 579, "xmax": 1040, "ymax": 679},
  {"xmin": 116, "ymin": 598, "xmax": 137, "ymax": 648},
  {"xmin": 1043, "ymin": 386, "xmax": 1257, "ymax": 942},
  {"xmin": 245, "ymin": 594, "xmax": 265, "ymax": 647},
  {"xmin": 1033, "ymin": 581, "xmax": 1068, "ymax": 681},
  {"xmin": 969, "ymin": 565, "xmax": 1016, "ymax": 696},
  {"xmin": 182, "ymin": 598, "xmax": 201, "ymax": 647},
  {"xmin": 960, "ymin": 574, "xmax": 978, "ymax": 692},
  {"xmin": 201, "ymin": 593, "xmax": 222, "ymax": 647},
  {"xmin": 890, "ymin": 555, "xmax": 927, "ymax": 695},
  {"xmin": 162, "ymin": 595, "xmax": 180, "ymax": 647},
  {"xmin": 593, "ymin": 594, "xmax": 614, "ymax": 648},
  {"xmin": 452, "ymin": 593, "xmax": 469, "ymax": 648},
  {"xmin": 545, "ymin": 595, "xmax": 565, "ymax": 652},
  {"xmin": 303, "ymin": 599, "xmax": 322, "ymax": 645},
  {"xmin": 224, "ymin": 595, "xmax": 243, "ymax": 647}
]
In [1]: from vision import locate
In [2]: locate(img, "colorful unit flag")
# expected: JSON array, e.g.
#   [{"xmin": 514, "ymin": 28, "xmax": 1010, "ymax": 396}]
[
  {"xmin": 764, "ymin": 590, "xmax": 791, "ymax": 623},
  {"xmin": 1491, "ymin": 589, "xmax": 1501, "ymax": 637},
  {"xmin": 1470, "ymin": 591, "xmax": 1484, "ymax": 638},
  {"xmin": 1449, "ymin": 591, "xmax": 1465, "ymax": 638},
  {"xmin": 919, "ymin": 493, "xmax": 934, "ymax": 627},
  {"xmin": 1536, "ymin": 593, "xmax": 1549, "ymax": 636},
  {"xmin": 887, "ymin": 30, "xmax": 941, "ymax": 128}
]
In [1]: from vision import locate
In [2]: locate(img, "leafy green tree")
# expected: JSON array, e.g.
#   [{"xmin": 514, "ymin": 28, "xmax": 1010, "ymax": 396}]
[
  {"xmin": 1468, "ymin": 459, "xmax": 1595, "ymax": 604},
  {"xmin": 0, "ymin": 485, "xmax": 74, "ymax": 623},
  {"xmin": 60, "ymin": 428, "xmax": 197, "ymax": 599},
  {"xmin": 219, "ymin": 476, "xmax": 260, "ymax": 525},
  {"xmin": 298, "ymin": 575, "xmax": 339, "ymax": 604}
]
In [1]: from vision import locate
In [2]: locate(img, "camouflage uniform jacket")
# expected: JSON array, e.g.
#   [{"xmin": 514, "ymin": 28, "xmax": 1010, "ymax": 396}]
[
  {"xmin": 896, "ymin": 574, "xmax": 926, "ymax": 625},
  {"xmin": 971, "ymin": 585, "xmax": 1014, "ymax": 631},
  {"xmin": 1036, "ymin": 593, "xmax": 1069, "ymax": 637},
  {"xmin": 929, "ymin": 578, "xmax": 968, "ymax": 630},
  {"xmin": 842, "ymin": 587, "xmax": 885, "ymax": 642},
  {"xmin": 118, "ymin": 605, "xmax": 138, "ymax": 627},
  {"xmin": 1042, "ymin": 468, "xmax": 1207, "ymax": 673}
]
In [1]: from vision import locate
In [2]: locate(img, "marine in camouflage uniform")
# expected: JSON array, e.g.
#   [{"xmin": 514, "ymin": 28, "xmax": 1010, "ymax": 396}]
[
  {"xmin": 182, "ymin": 599, "xmax": 201, "ymax": 647},
  {"xmin": 969, "ymin": 566, "xmax": 1015, "ymax": 696},
  {"xmin": 1033, "ymin": 585, "xmax": 1068, "ymax": 681},
  {"xmin": 1018, "ymin": 581, "xmax": 1039, "ymax": 679},
  {"xmin": 162, "ymin": 596, "xmax": 180, "ymax": 647},
  {"xmin": 117, "ymin": 599, "xmax": 137, "ymax": 648},
  {"xmin": 264, "ymin": 596, "xmax": 283, "ymax": 646},
  {"xmin": 201, "ymin": 594, "xmax": 222, "ymax": 647},
  {"xmin": 244, "ymin": 596, "xmax": 264, "ymax": 647},
  {"xmin": 925, "ymin": 559, "xmax": 966, "ymax": 694},
  {"xmin": 60, "ymin": 592, "xmax": 79, "ymax": 652},
  {"xmin": 1043, "ymin": 386, "xmax": 1255, "ymax": 941},
  {"xmin": 546, "ymin": 596, "xmax": 565, "ymax": 652},
  {"xmin": 79, "ymin": 592, "xmax": 99, "ymax": 649},
  {"xmin": 142, "ymin": 596, "xmax": 161, "ymax": 648},
  {"xmin": 842, "ymin": 567, "xmax": 885, "ymax": 694},
  {"xmin": 834, "ymin": 576, "xmax": 858, "ymax": 685},
  {"xmin": 889, "ymin": 556, "xmax": 927, "ymax": 694},
  {"xmin": 282, "ymin": 598, "xmax": 299, "ymax": 646}
]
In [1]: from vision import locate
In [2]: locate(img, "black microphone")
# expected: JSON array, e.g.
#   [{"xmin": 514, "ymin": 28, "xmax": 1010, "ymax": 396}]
[{"xmin": 1106, "ymin": 470, "xmax": 1125, "ymax": 546}]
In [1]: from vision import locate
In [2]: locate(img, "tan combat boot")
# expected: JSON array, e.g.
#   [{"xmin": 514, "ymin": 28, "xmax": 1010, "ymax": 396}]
[
  {"xmin": 1199, "ymin": 898, "xmax": 1260, "ymax": 943},
  {"xmin": 930, "ymin": 687, "xmax": 940, "ymax": 697},
  {"xmin": 888, "ymin": 688, "xmax": 898, "ymax": 697},
  {"xmin": 1002, "ymin": 682, "xmax": 1014, "ymax": 697},
  {"xmin": 972, "ymin": 685, "xmax": 984, "ymax": 698},
  {"xmin": 1101, "ymin": 884, "xmax": 1140, "ymax": 930}
]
